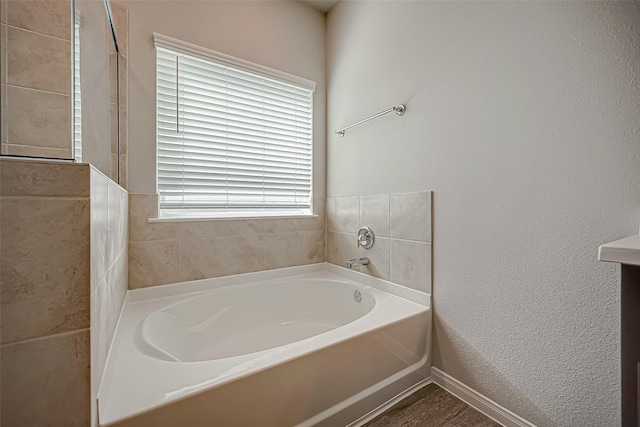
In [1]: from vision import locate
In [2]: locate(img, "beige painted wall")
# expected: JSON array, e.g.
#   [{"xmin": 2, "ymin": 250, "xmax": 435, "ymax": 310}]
[
  {"xmin": 327, "ymin": 2, "xmax": 640, "ymax": 426},
  {"xmin": 118, "ymin": 0, "xmax": 326, "ymax": 197}
]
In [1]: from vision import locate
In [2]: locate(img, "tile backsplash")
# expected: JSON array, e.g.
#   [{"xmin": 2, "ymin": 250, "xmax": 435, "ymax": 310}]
[
  {"xmin": 128, "ymin": 194, "xmax": 325, "ymax": 289},
  {"xmin": 326, "ymin": 191, "xmax": 432, "ymax": 293}
]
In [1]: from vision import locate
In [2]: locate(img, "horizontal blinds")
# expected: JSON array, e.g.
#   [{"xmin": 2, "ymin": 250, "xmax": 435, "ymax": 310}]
[
  {"xmin": 156, "ymin": 47, "xmax": 314, "ymax": 215},
  {"xmin": 73, "ymin": 20, "xmax": 82, "ymax": 162}
]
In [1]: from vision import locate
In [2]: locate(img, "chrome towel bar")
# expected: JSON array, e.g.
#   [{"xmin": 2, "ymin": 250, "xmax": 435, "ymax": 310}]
[{"xmin": 335, "ymin": 104, "xmax": 406, "ymax": 137}]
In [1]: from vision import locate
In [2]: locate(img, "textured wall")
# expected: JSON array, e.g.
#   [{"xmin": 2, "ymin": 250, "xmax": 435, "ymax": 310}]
[
  {"xmin": 327, "ymin": 2, "xmax": 640, "ymax": 426},
  {"xmin": 1, "ymin": 0, "xmax": 73, "ymax": 158}
]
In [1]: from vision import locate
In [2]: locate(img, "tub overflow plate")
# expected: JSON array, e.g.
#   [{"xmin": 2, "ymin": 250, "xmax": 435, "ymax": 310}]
[{"xmin": 353, "ymin": 290, "xmax": 362, "ymax": 302}]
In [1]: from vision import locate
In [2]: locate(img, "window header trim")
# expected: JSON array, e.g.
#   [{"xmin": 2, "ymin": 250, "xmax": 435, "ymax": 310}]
[{"xmin": 153, "ymin": 32, "xmax": 316, "ymax": 92}]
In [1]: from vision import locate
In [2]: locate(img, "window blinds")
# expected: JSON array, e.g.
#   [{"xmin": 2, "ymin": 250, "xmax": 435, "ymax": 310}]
[
  {"xmin": 155, "ymin": 38, "xmax": 314, "ymax": 218},
  {"xmin": 73, "ymin": 18, "xmax": 82, "ymax": 162}
]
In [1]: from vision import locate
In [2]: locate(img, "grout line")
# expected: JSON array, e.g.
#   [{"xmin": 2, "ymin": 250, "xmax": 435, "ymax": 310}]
[
  {"xmin": 327, "ymin": 230, "xmax": 430, "ymax": 245},
  {"xmin": 5, "ymin": 23, "xmax": 71, "ymax": 42},
  {"xmin": 178, "ymin": 238, "xmax": 183, "ymax": 282},
  {"xmin": 0, "ymin": 194, "xmax": 89, "ymax": 199},
  {"xmin": 388, "ymin": 194, "xmax": 393, "ymax": 280},
  {"xmin": 5, "ymin": 83, "xmax": 71, "ymax": 97},
  {"xmin": 4, "ymin": 143, "xmax": 72, "ymax": 154},
  {"xmin": 1, "ymin": 327, "xmax": 90, "ymax": 347}
]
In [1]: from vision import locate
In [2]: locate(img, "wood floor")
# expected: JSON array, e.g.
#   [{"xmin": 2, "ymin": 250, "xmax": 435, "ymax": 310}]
[{"xmin": 362, "ymin": 383, "xmax": 502, "ymax": 427}]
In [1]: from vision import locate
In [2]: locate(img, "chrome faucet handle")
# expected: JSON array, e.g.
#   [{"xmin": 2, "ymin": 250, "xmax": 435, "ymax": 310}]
[{"xmin": 357, "ymin": 226, "xmax": 375, "ymax": 249}]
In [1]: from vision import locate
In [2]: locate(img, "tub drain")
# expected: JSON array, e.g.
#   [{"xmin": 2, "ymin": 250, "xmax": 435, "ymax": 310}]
[{"xmin": 353, "ymin": 290, "xmax": 362, "ymax": 302}]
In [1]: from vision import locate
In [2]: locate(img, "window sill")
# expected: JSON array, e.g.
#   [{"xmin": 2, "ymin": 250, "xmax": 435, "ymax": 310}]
[{"xmin": 148, "ymin": 214, "xmax": 319, "ymax": 224}]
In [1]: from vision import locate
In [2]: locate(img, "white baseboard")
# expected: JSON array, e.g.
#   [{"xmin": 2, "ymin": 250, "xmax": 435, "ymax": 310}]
[{"xmin": 431, "ymin": 367, "xmax": 536, "ymax": 427}]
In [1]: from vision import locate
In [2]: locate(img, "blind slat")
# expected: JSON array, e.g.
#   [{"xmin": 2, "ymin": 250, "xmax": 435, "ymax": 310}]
[{"xmin": 157, "ymin": 45, "xmax": 313, "ymax": 216}]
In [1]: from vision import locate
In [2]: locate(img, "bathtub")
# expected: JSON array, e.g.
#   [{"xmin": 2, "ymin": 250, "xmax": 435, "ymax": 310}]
[{"xmin": 99, "ymin": 263, "xmax": 431, "ymax": 427}]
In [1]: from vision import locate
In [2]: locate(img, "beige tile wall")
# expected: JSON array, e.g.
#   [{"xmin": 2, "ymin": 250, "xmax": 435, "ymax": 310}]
[
  {"xmin": 1, "ymin": 0, "xmax": 73, "ymax": 158},
  {"xmin": 0, "ymin": 158, "xmax": 91, "ymax": 426},
  {"xmin": 0, "ymin": 158, "xmax": 129, "ymax": 427},
  {"xmin": 128, "ymin": 194, "xmax": 325, "ymax": 288},
  {"xmin": 326, "ymin": 191, "xmax": 433, "ymax": 293},
  {"xmin": 90, "ymin": 167, "xmax": 128, "ymax": 427}
]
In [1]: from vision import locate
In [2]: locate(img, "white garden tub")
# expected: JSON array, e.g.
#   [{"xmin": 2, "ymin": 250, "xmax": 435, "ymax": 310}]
[{"xmin": 99, "ymin": 263, "xmax": 431, "ymax": 427}]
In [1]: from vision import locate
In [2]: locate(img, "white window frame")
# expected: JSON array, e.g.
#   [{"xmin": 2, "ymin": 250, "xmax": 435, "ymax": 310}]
[{"xmin": 154, "ymin": 33, "xmax": 316, "ymax": 219}]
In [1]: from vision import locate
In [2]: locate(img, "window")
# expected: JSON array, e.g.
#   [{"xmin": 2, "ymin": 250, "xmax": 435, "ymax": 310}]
[{"xmin": 154, "ymin": 34, "xmax": 315, "ymax": 218}]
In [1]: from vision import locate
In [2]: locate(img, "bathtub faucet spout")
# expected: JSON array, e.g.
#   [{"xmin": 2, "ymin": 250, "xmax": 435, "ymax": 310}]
[{"xmin": 346, "ymin": 257, "xmax": 370, "ymax": 269}]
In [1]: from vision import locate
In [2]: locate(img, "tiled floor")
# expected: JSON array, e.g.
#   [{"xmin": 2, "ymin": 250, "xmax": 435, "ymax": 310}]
[{"xmin": 363, "ymin": 383, "xmax": 502, "ymax": 427}]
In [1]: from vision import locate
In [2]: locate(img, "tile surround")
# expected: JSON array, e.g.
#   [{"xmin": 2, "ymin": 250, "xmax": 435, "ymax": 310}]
[
  {"xmin": 0, "ymin": 158, "xmax": 89, "ymax": 196},
  {"xmin": 7, "ymin": 25, "xmax": 71, "ymax": 94},
  {"xmin": 128, "ymin": 193, "xmax": 326, "ymax": 288},
  {"xmin": 390, "ymin": 191, "xmax": 432, "ymax": 242},
  {"xmin": 2, "ymin": 0, "xmax": 74, "ymax": 158},
  {"xmin": 180, "ymin": 235, "xmax": 265, "ymax": 282},
  {"xmin": 1, "ymin": 83, "xmax": 6, "ymax": 146},
  {"xmin": 390, "ymin": 239, "xmax": 432, "ymax": 293},
  {"xmin": 1, "ymin": 24, "xmax": 6, "ymax": 84},
  {"xmin": 130, "ymin": 191, "xmax": 429, "ymax": 290},
  {"xmin": 91, "ymin": 169, "xmax": 110, "ymax": 293},
  {"xmin": 0, "ymin": 159, "xmax": 128, "ymax": 427},
  {"xmin": 0, "ymin": 195, "xmax": 90, "ymax": 343},
  {"xmin": 264, "ymin": 230, "xmax": 325, "ymax": 270},
  {"xmin": 334, "ymin": 195, "xmax": 359, "ymax": 232},
  {"xmin": 129, "ymin": 239, "xmax": 182, "ymax": 288},
  {"xmin": 357, "ymin": 236, "xmax": 391, "ymax": 281},
  {"xmin": 326, "ymin": 191, "xmax": 432, "ymax": 293},
  {"xmin": 7, "ymin": 85, "xmax": 72, "ymax": 148},
  {"xmin": 360, "ymin": 194, "xmax": 390, "ymax": 237},
  {"xmin": 6, "ymin": 0, "xmax": 72, "ymax": 40},
  {"xmin": 1, "ymin": 329, "xmax": 91, "ymax": 427},
  {"xmin": 326, "ymin": 231, "xmax": 359, "ymax": 268},
  {"xmin": 89, "ymin": 167, "xmax": 128, "ymax": 427},
  {"xmin": 4, "ymin": 144, "xmax": 72, "ymax": 158}
]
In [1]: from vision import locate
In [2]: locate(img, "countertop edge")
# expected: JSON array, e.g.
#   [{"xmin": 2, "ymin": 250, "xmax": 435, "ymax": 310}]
[{"xmin": 598, "ymin": 235, "xmax": 640, "ymax": 266}]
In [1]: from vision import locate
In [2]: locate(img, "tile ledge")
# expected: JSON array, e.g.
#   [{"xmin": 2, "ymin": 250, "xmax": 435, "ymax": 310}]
[{"xmin": 149, "ymin": 214, "xmax": 319, "ymax": 223}]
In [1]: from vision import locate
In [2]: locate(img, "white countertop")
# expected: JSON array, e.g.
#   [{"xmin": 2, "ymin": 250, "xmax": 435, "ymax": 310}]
[{"xmin": 598, "ymin": 234, "xmax": 640, "ymax": 266}]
